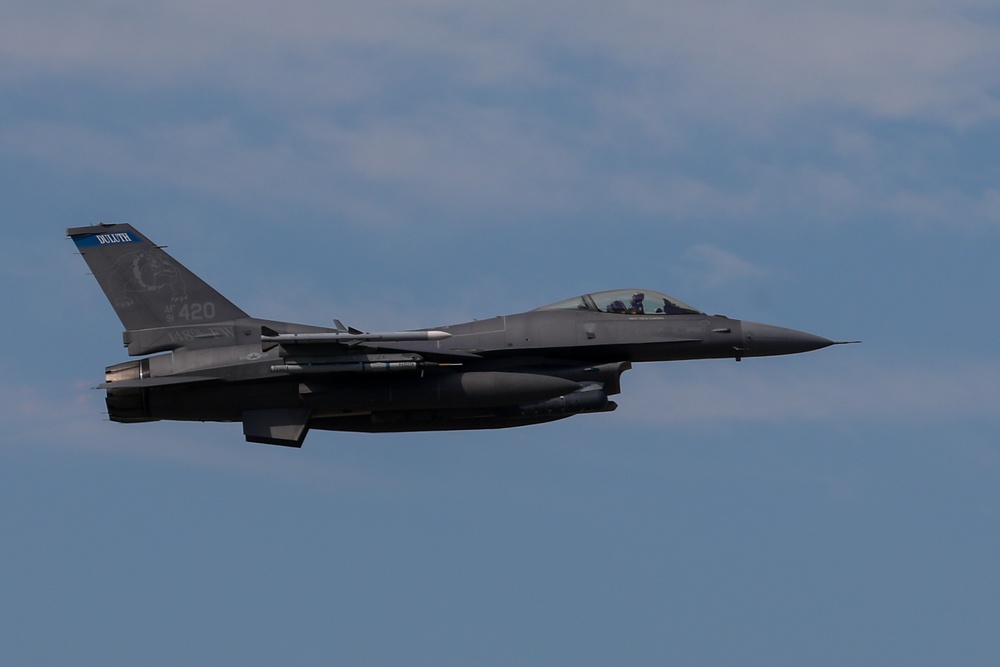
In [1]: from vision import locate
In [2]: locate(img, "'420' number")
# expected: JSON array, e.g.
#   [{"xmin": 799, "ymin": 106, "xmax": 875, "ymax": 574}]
[{"xmin": 177, "ymin": 302, "xmax": 216, "ymax": 321}]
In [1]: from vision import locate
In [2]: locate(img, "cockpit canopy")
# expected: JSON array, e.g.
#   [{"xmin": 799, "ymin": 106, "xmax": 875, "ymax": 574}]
[{"xmin": 534, "ymin": 289, "xmax": 703, "ymax": 315}]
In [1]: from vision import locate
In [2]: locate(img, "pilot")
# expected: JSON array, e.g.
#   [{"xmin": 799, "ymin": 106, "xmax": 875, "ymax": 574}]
[{"xmin": 629, "ymin": 292, "xmax": 645, "ymax": 314}]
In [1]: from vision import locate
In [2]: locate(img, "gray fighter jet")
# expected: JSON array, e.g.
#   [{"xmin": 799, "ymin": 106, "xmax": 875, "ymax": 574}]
[{"xmin": 68, "ymin": 223, "xmax": 850, "ymax": 447}]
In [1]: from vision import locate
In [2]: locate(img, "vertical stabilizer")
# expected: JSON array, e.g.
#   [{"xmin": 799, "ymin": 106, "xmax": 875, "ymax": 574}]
[{"xmin": 67, "ymin": 223, "xmax": 248, "ymax": 332}]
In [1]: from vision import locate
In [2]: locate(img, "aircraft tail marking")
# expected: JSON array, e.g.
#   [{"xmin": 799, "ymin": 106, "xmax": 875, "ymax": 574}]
[{"xmin": 67, "ymin": 222, "xmax": 248, "ymax": 332}]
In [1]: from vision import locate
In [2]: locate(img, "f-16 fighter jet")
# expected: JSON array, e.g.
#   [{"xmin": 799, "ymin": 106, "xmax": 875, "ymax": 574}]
[{"xmin": 68, "ymin": 223, "xmax": 849, "ymax": 447}]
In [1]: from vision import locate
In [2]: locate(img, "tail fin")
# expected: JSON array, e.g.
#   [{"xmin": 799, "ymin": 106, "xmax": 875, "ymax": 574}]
[{"xmin": 67, "ymin": 223, "xmax": 248, "ymax": 332}]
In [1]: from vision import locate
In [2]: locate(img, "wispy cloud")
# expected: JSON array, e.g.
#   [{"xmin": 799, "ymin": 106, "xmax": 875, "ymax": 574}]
[
  {"xmin": 617, "ymin": 358, "xmax": 1000, "ymax": 425},
  {"xmin": 4, "ymin": 1, "xmax": 996, "ymax": 124},
  {"xmin": 683, "ymin": 245, "xmax": 776, "ymax": 288},
  {"xmin": 3, "ymin": 0, "xmax": 999, "ymax": 232}
]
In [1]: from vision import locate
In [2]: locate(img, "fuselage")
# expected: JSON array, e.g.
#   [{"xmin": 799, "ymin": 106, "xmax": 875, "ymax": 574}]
[{"xmin": 102, "ymin": 294, "xmax": 835, "ymax": 436}]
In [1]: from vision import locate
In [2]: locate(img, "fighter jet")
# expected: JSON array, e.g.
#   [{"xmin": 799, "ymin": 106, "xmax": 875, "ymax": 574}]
[{"xmin": 68, "ymin": 223, "xmax": 850, "ymax": 447}]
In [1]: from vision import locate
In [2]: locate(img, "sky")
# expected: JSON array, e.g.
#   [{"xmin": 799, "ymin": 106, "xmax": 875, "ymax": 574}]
[{"xmin": 2, "ymin": 0, "xmax": 1000, "ymax": 664}]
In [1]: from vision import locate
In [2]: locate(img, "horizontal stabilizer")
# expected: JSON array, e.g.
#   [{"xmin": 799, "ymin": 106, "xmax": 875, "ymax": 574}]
[
  {"xmin": 99, "ymin": 375, "xmax": 219, "ymax": 389},
  {"xmin": 243, "ymin": 408, "xmax": 312, "ymax": 447}
]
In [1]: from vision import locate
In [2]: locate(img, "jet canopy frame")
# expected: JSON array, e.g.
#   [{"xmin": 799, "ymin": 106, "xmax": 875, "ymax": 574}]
[{"xmin": 534, "ymin": 289, "xmax": 703, "ymax": 316}]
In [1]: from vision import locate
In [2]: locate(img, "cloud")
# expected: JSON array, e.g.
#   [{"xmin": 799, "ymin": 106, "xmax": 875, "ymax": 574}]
[
  {"xmin": 3, "ymin": 1, "xmax": 998, "ymax": 126},
  {"xmin": 310, "ymin": 106, "xmax": 589, "ymax": 217},
  {"xmin": 885, "ymin": 187, "xmax": 1000, "ymax": 228},
  {"xmin": 617, "ymin": 359, "xmax": 1000, "ymax": 425},
  {"xmin": 2, "ymin": 109, "xmax": 590, "ymax": 224},
  {"xmin": 684, "ymin": 245, "xmax": 775, "ymax": 288},
  {"xmin": 3, "ymin": 0, "xmax": 999, "ymax": 234},
  {"xmin": 562, "ymin": 0, "xmax": 1000, "ymax": 127}
]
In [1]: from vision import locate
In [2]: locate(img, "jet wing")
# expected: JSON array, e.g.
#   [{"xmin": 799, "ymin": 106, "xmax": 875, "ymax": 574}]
[
  {"xmin": 261, "ymin": 325, "xmax": 482, "ymax": 361},
  {"xmin": 261, "ymin": 328, "xmax": 451, "ymax": 346}
]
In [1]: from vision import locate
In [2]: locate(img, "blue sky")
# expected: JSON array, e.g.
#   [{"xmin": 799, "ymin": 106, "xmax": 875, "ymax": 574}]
[{"xmin": 3, "ymin": 1, "xmax": 1000, "ymax": 664}]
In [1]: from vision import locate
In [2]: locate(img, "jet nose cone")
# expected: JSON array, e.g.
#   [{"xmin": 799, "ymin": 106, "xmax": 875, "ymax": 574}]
[{"xmin": 741, "ymin": 321, "xmax": 835, "ymax": 357}]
